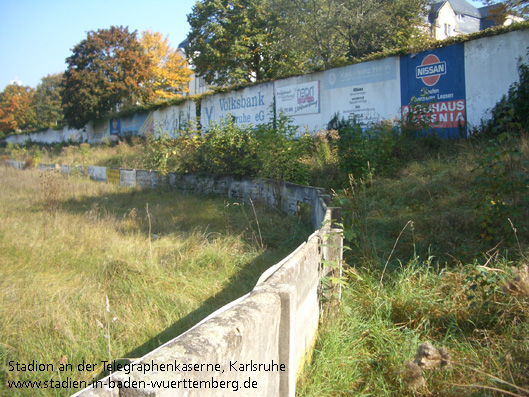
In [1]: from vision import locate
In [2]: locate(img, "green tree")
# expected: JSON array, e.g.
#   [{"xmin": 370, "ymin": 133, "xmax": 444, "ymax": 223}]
[
  {"xmin": 140, "ymin": 30, "xmax": 192, "ymax": 101},
  {"xmin": 485, "ymin": 0, "xmax": 529, "ymax": 19},
  {"xmin": 0, "ymin": 84, "xmax": 36, "ymax": 135},
  {"xmin": 271, "ymin": 0, "xmax": 345, "ymax": 69},
  {"xmin": 277, "ymin": 0, "xmax": 429, "ymax": 67},
  {"xmin": 33, "ymin": 74, "xmax": 64, "ymax": 130},
  {"xmin": 186, "ymin": 0, "xmax": 306, "ymax": 85},
  {"xmin": 61, "ymin": 26, "xmax": 152, "ymax": 129}
]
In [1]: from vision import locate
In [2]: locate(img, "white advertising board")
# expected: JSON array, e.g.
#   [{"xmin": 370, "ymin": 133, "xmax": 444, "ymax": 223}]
[
  {"xmin": 322, "ymin": 57, "xmax": 401, "ymax": 127},
  {"xmin": 200, "ymin": 82, "xmax": 274, "ymax": 128},
  {"xmin": 275, "ymin": 80, "xmax": 320, "ymax": 117}
]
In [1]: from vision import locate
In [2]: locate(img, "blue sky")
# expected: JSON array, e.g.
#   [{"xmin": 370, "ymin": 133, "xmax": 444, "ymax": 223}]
[
  {"xmin": 0, "ymin": 0, "xmax": 197, "ymax": 90},
  {"xmin": 0, "ymin": 0, "xmax": 486, "ymax": 91}
]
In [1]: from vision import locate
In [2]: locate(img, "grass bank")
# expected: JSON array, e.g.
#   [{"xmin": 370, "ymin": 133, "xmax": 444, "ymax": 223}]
[
  {"xmin": 298, "ymin": 135, "xmax": 529, "ymax": 395},
  {"xmin": 0, "ymin": 167, "xmax": 311, "ymax": 396}
]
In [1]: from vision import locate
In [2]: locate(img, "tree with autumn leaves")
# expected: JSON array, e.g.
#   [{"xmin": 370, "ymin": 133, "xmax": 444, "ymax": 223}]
[
  {"xmin": 0, "ymin": 26, "xmax": 191, "ymax": 135},
  {"xmin": 61, "ymin": 26, "xmax": 191, "ymax": 129},
  {"xmin": 140, "ymin": 30, "xmax": 192, "ymax": 101},
  {"xmin": 61, "ymin": 26, "xmax": 153, "ymax": 129},
  {"xmin": 0, "ymin": 84, "xmax": 36, "ymax": 136}
]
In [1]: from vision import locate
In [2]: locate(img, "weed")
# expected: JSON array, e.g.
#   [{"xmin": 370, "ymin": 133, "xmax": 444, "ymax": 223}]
[
  {"xmin": 39, "ymin": 169, "xmax": 64, "ymax": 214},
  {"xmin": 473, "ymin": 133, "xmax": 529, "ymax": 243}
]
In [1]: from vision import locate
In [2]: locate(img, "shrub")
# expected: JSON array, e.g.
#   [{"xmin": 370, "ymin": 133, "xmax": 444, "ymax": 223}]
[
  {"xmin": 143, "ymin": 133, "xmax": 179, "ymax": 175},
  {"xmin": 472, "ymin": 133, "xmax": 529, "ymax": 242},
  {"xmin": 330, "ymin": 115, "xmax": 406, "ymax": 180},
  {"xmin": 483, "ymin": 60, "xmax": 529, "ymax": 137},
  {"xmin": 195, "ymin": 118, "xmax": 257, "ymax": 176},
  {"xmin": 253, "ymin": 111, "xmax": 312, "ymax": 185}
]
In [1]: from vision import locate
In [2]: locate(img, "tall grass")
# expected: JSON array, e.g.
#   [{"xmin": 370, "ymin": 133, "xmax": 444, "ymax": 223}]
[
  {"xmin": 298, "ymin": 259, "xmax": 529, "ymax": 396},
  {"xmin": 298, "ymin": 135, "xmax": 529, "ymax": 396},
  {"xmin": 0, "ymin": 167, "xmax": 311, "ymax": 396}
]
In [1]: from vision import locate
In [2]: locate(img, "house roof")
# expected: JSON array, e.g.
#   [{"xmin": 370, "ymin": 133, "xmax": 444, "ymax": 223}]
[
  {"xmin": 447, "ymin": 0, "xmax": 481, "ymax": 17},
  {"xmin": 428, "ymin": 0, "xmax": 499, "ymax": 34},
  {"xmin": 178, "ymin": 38, "xmax": 190, "ymax": 49},
  {"xmin": 477, "ymin": 4, "xmax": 505, "ymax": 29}
]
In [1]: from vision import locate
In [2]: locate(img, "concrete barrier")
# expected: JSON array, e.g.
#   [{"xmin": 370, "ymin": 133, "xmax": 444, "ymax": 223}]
[
  {"xmin": 120, "ymin": 169, "xmax": 137, "ymax": 187},
  {"xmin": 71, "ymin": 206, "xmax": 341, "ymax": 397},
  {"xmin": 106, "ymin": 169, "xmax": 120, "ymax": 185},
  {"xmin": 61, "ymin": 164, "xmax": 85, "ymax": 176},
  {"xmin": 5, "ymin": 160, "xmax": 25, "ymax": 169},
  {"xmin": 38, "ymin": 163, "xmax": 58, "ymax": 170},
  {"xmin": 87, "ymin": 166, "xmax": 107, "ymax": 182}
]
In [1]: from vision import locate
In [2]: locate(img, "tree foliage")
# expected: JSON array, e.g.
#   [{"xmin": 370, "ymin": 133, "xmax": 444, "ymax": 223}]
[
  {"xmin": 33, "ymin": 74, "xmax": 64, "ymax": 130},
  {"xmin": 0, "ymin": 84, "xmax": 36, "ymax": 135},
  {"xmin": 186, "ymin": 0, "xmax": 307, "ymax": 85},
  {"xmin": 186, "ymin": 0, "xmax": 429, "ymax": 84},
  {"xmin": 485, "ymin": 0, "xmax": 529, "ymax": 19},
  {"xmin": 276, "ymin": 0, "xmax": 429, "ymax": 68},
  {"xmin": 62, "ymin": 26, "xmax": 152, "ymax": 129},
  {"xmin": 140, "ymin": 30, "xmax": 192, "ymax": 101}
]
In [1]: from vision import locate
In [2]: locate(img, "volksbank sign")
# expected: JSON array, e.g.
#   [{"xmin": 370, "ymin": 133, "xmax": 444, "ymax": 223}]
[
  {"xmin": 219, "ymin": 93, "xmax": 266, "ymax": 111},
  {"xmin": 201, "ymin": 82, "xmax": 274, "ymax": 127}
]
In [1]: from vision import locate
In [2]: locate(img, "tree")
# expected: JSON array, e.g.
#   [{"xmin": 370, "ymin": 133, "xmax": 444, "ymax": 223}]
[
  {"xmin": 0, "ymin": 84, "xmax": 36, "ymax": 135},
  {"xmin": 187, "ymin": 0, "xmax": 428, "ymax": 84},
  {"xmin": 33, "ymin": 74, "xmax": 64, "ymax": 130},
  {"xmin": 140, "ymin": 30, "xmax": 192, "ymax": 101},
  {"xmin": 276, "ymin": 0, "xmax": 429, "ymax": 67},
  {"xmin": 62, "ymin": 26, "xmax": 152, "ymax": 129},
  {"xmin": 271, "ymin": 0, "xmax": 346, "ymax": 69},
  {"xmin": 186, "ymin": 0, "xmax": 306, "ymax": 85},
  {"xmin": 485, "ymin": 0, "xmax": 529, "ymax": 19}
]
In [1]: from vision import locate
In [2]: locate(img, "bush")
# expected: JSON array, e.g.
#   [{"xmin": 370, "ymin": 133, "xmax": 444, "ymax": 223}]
[
  {"xmin": 253, "ymin": 112, "xmax": 312, "ymax": 185},
  {"xmin": 483, "ymin": 60, "xmax": 529, "ymax": 137},
  {"xmin": 194, "ymin": 118, "xmax": 257, "ymax": 176},
  {"xmin": 330, "ymin": 115, "xmax": 405, "ymax": 180}
]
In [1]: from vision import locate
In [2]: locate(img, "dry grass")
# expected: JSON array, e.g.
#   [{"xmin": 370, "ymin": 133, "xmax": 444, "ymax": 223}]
[{"xmin": 0, "ymin": 167, "xmax": 311, "ymax": 396}]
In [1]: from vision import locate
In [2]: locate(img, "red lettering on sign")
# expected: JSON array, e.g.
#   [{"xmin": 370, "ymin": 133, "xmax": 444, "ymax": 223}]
[{"xmin": 402, "ymin": 100, "xmax": 466, "ymax": 129}]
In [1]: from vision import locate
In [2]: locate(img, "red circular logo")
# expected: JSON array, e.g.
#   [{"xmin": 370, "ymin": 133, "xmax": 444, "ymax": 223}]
[{"xmin": 420, "ymin": 54, "xmax": 442, "ymax": 86}]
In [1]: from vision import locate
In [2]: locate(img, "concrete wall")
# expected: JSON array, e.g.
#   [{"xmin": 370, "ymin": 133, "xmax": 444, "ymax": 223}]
[
  {"xmin": 6, "ymin": 160, "xmax": 342, "ymax": 396},
  {"xmin": 5, "ymin": 125, "xmax": 84, "ymax": 145},
  {"xmin": 153, "ymin": 100, "xmax": 196, "ymax": 137},
  {"xmin": 465, "ymin": 30, "xmax": 529, "ymax": 128},
  {"xmin": 4, "ymin": 28, "xmax": 527, "ymax": 142},
  {"xmin": 80, "ymin": 219, "xmax": 340, "ymax": 397}
]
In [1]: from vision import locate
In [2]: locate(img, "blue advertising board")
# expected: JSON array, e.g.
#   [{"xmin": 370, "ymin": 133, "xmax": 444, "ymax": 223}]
[
  {"xmin": 110, "ymin": 112, "xmax": 154, "ymax": 138},
  {"xmin": 400, "ymin": 43, "xmax": 466, "ymax": 137},
  {"xmin": 110, "ymin": 118, "xmax": 121, "ymax": 136}
]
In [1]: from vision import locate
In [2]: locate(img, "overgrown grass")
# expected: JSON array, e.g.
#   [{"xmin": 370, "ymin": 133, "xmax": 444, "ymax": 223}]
[
  {"xmin": 0, "ymin": 167, "xmax": 311, "ymax": 396},
  {"xmin": 298, "ymin": 260, "xmax": 529, "ymax": 396},
  {"xmin": 298, "ymin": 134, "xmax": 529, "ymax": 396}
]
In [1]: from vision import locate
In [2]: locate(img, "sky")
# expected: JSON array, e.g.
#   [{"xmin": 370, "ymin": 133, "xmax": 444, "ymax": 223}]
[
  {"xmin": 0, "ymin": 0, "xmax": 198, "ymax": 90},
  {"xmin": 0, "ymin": 0, "xmax": 487, "ymax": 91}
]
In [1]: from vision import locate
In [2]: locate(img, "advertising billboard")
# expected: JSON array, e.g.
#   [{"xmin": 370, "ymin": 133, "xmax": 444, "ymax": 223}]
[{"xmin": 400, "ymin": 43, "xmax": 466, "ymax": 137}]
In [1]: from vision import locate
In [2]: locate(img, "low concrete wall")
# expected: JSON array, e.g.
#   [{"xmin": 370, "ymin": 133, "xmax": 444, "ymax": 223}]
[
  {"xmin": 5, "ymin": 160, "xmax": 25, "ymax": 169},
  {"xmin": 72, "ymin": 210, "xmax": 341, "ymax": 397},
  {"xmin": 87, "ymin": 166, "xmax": 107, "ymax": 182},
  {"xmin": 6, "ymin": 161, "xmax": 342, "ymax": 396},
  {"xmin": 163, "ymin": 173, "xmax": 327, "ymax": 229}
]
